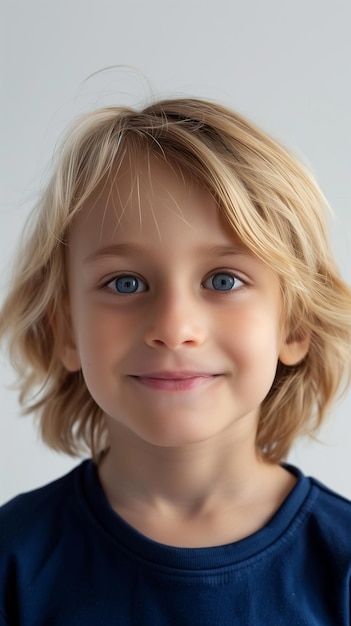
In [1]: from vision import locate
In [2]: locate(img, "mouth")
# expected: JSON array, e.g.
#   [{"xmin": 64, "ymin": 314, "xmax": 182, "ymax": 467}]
[{"xmin": 128, "ymin": 372, "xmax": 222, "ymax": 392}]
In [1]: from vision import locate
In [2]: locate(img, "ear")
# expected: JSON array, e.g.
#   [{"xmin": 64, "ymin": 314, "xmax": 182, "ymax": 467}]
[
  {"xmin": 279, "ymin": 328, "xmax": 311, "ymax": 366},
  {"xmin": 60, "ymin": 343, "xmax": 81, "ymax": 373},
  {"xmin": 51, "ymin": 300, "xmax": 81, "ymax": 373}
]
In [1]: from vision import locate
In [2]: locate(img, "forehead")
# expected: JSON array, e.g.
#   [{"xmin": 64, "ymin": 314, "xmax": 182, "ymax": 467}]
[{"xmin": 68, "ymin": 152, "xmax": 240, "ymax": 253}]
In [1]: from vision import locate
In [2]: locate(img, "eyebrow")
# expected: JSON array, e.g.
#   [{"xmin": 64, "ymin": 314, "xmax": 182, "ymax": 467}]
[
  {"xmin": 84, "ymin": 244, "xmax": 145, "ymax": 264},
  {"xmin": 84, "ymin": 243, "xmax": 252, "ymax": 265}
]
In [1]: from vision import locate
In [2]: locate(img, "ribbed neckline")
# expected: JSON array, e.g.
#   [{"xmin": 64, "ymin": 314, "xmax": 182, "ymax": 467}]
[{"xmin": 77, "ymin": 460, "xmax": 313, "ymax": 575}]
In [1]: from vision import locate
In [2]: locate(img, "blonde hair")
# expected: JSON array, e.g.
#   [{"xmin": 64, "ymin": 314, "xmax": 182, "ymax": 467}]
[{"xmin": 1, "ymin": 97, "xmax": 351, "ymax": 462}]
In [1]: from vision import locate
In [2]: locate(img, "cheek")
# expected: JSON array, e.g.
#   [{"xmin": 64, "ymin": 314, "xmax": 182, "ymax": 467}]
[
  {"xmin": 221, "ymin": 306, "xmax": 282, "ymax": 366},
  {"xmin": 73, "ymin": 303, "xmax": 138, "ymax": 370}
]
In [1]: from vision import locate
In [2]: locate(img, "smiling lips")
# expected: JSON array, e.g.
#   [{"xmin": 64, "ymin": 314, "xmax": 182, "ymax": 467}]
[{"xmin": 130, "ymin": 372, "xmax": 221, "ymax": 391}]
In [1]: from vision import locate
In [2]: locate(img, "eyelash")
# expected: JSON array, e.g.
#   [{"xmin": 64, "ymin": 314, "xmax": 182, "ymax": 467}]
[
  {"xmin": 104, "ymin": 271, "xmax": 246, "ymax": 295},
  {"xmin": 203, "ymin": 273, "xmax": 245, "ymax": 292},
  {"xmin": 105, "ymin": 275, "xmax": 147, "ymax": 295}
]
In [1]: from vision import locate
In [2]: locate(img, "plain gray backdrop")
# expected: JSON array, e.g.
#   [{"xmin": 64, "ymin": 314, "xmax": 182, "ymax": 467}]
[{"xmin": 1, "ymin": 0, "xmax": 350, "ymax": 503}]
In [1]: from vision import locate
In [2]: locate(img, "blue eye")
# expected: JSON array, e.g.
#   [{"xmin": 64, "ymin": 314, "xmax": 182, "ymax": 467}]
[
  {"xmin": 106, "ymin": 275, "xmax": 147, "ymax": 294},
  {"xmin": 204, "ymin": 273, "xmax": 244, "ymax": 291}
]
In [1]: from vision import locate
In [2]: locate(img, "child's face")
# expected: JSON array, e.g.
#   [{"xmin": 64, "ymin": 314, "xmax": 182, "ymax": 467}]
[{"xmin": 61, "ymin": 152, "xmax": 303, "ymax": 448}]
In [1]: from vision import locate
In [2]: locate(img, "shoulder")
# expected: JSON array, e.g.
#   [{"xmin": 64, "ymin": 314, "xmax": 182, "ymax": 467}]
[
  {"xmin": 279, "ymin": 464, "xmax": 351, "ymax": 567},
  {"xmin": 0, "ymin": 461, "xmax": 93, "ymax": 618},
  {"xmin": 287, "ymin": 466, "xmax": 351, "ymax": 569},
  {"xmin": 0, "ymin": 461, "xmax": 88, "ymax": 550},
  {"xmin": 307, "ymin": 475, "xmax": 351, "ymax": 539},
  {"xmin": 0, "ymin": 460, "xmax": 102, "ymax": 622}
]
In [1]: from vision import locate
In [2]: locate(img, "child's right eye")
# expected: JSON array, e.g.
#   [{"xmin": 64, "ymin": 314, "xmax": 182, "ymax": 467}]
[{"xmin": 106, "ymin": 275, "xmax": 147, "ymax": 294}]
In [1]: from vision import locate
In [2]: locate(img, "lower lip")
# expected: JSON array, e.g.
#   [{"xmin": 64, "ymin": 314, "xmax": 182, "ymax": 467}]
[{"xmin": 130, "ymin": 375, "xmax": 220, "ymax": 392}]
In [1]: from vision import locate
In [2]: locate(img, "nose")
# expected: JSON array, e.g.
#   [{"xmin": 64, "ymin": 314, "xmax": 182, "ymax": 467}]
[{"xmin": 143, "ymin": 287, "xmax": 208, "ymax": 350}]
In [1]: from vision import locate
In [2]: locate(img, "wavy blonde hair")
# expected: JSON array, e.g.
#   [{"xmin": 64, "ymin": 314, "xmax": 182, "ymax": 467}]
[{"xmin": 1, "ymin": 97, "xmax": 351, "ymax": 462}]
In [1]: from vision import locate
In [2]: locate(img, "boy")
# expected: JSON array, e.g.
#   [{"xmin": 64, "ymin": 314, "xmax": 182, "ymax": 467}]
[{"xmin": 0, "ymin": 98, "xmax": 350, "ymax": 624}]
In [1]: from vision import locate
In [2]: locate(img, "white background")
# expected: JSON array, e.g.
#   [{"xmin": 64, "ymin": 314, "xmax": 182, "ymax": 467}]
[{"xmin": 0, "ymin": 0, "xmax": 350, "ymax": 503}]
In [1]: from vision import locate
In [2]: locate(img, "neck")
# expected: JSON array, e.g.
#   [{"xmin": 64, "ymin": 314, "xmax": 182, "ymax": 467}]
[
  {"xmin": 97, "ymin": 417, "xmax": 296, "ymax": 548},
  {"xmin": 98, "ymin": 416, "xmax": 269, "ymax": 516}
]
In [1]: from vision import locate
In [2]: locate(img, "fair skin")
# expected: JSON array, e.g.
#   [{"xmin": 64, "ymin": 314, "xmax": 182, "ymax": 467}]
[{"xmin": 59, "ymin": 152, "xmax": 309, "ymax": 547}]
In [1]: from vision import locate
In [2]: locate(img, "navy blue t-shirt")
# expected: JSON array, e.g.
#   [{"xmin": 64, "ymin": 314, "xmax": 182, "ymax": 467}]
[{"xmin": 0, "ymin": 460, "xmax": 350, "ymax": 625}]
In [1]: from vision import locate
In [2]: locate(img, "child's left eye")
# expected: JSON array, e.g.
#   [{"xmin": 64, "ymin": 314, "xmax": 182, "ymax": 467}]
[
  {"xmin": 106, "ymin": 275, "xmax": 147, "ymax": 294},
  {"xmin": 203, "ymin": 272, "xmax": 245, "ymax": 291}
]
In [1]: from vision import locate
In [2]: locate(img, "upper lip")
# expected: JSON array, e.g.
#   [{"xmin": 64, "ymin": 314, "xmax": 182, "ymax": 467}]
[{"xmin": 130, "ymin": 371, "xmax": 219, "ymax": 380}]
